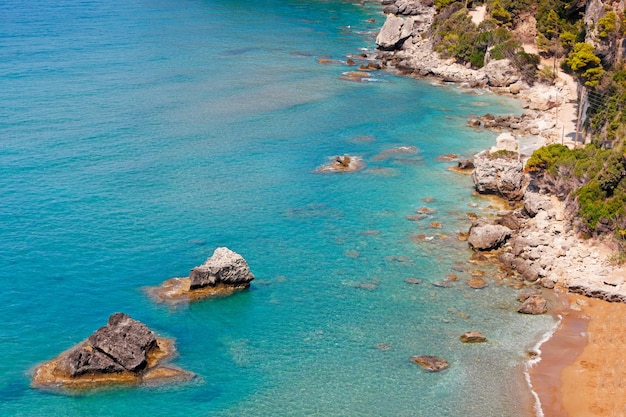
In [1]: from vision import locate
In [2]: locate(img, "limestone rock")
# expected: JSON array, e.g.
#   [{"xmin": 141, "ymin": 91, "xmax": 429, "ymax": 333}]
[
  {"xmin": 460, "ymin": 331, "xmax": 487, "ymax": 343},
  {"xmin": 467, "ymin": 222, "xmax": 511, "ymax": 251},
  {"xmin": 478, "ymin": 59, "xmax": 520, "ymax": 87},
  {"xmin": 517, "ymin": 295, "xmax": 548, "ymax": 314},
  {"xmin": 376, "ymin": 15, "xmax": 410, "ymax": 50},
  {"xmin": 410, "ymin": 355, "xmax": 449, "ymax": 371},
  {"xmin": 190, "ymin": 247, "xmax": 255, "ymax": 289},
  {"xmin": 472, "ymin": 150, "xmax": 526, "ymax": 200},
  {"xmin": 523, "ymin": 191, "xmax": 553, "ymax": 217}
]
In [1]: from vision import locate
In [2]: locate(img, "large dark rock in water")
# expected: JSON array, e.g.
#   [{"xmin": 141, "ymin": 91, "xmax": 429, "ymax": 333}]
[
  {"xmin": 32, "ymin": 313, "xmax": 192, "ymax": 390},
  {"xmin": 190, "ymin": 247, "xmax": 255, "ymax": 289}
]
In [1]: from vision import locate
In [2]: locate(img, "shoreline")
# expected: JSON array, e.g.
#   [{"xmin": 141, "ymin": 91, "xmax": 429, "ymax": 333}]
[{"xmin": 364, "ymin": 2, "xmax": 626, "ymax": 416}]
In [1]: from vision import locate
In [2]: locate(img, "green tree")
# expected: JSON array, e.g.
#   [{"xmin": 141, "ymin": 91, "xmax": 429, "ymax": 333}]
[
  {"xmin": 489, "ymin": 0, "xmax": 511, "ymax": 25},
  {"xmin": 566, "ymin": 42, "xmax": 605, "ymax": 87}
]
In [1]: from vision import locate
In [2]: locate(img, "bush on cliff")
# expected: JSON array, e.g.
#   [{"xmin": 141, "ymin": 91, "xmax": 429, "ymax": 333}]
[{"xmin": 526, "ymin": 142, "xmax": 626, "ymax": 234}]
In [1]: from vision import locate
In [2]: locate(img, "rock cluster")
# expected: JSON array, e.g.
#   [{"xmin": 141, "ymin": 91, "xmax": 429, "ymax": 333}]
[
  {"xmin": 147, "ymin": 247, "xmax": 255, "ymax": 304},
  {"xmin": 32, "ymin": 313, "xmax": 192, "ymax": 390},
  {"xmin": 467, "ymin": 153, "xmax": 626, "ymax": 303},
  {"xmin": 381, "ymin": 0, "xmax": 431, "ymax": 16},
  {"xmin": 467, "ymin": 110, "xmax": 556, "ymax": 138}
]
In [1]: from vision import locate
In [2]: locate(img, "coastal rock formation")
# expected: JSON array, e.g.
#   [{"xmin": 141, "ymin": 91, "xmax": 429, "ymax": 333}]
[
  {"xmin": 190, "ymin": 247, "xmax": 254, "ymax": 289},
  {"xmin": 32, "ymin": 313, "xmax": 192, "ymax": 390},
  {"xmin": 467, "ymin": 221, "xmax": 511, "ymax": 251},
  {"xmin": 517, "ymin": 295, "xmax": 548, "ymax": 314},
  {"xmin": 316, "ymin": 155, "xmax": 364, "ymax": 173},
  {"xmin": 410, "ymin": 355, "xmax": 449, "ymax": 372},
  {"xmin": 460, "ymin": 331, "xmax": 487, "ymax": 343},
  {"xmin": 146, "ymin": 247, "xmax": 254, "ymax": 304},
  {"xmin": 472, "ymin": 150, "xmax": 526, "ymax": 200}
]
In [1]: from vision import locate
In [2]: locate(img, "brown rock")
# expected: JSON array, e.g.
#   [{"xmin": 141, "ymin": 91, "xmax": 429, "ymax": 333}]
[
  {"xmin": 468, "ymin": 277, "xmax": 488, "ymax": 289},
  {"xmin": 410, "ymin": 355, "xmax": 449, "ymax": 372},
  {"xmin": 518, "ymin": 295, "xmax": 548, "ymax": 314},
  {"xmin": 460, "ymin": 331, "xmax": 487, "ymax": 343}
]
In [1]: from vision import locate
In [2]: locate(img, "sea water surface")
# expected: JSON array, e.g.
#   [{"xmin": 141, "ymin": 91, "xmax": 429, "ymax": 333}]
[{"xmin": 0, "ymin": 0, "xmax": 554, "ymax": 415}]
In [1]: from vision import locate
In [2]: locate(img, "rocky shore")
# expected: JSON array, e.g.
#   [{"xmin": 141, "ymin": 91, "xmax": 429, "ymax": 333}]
[
  {"xmin": 374, "ymin": 0, "xmax": 579, "ymax": 149},
  {"xmin": 371, "ymin": 0, "xmax": 626, "ymax": 303}
]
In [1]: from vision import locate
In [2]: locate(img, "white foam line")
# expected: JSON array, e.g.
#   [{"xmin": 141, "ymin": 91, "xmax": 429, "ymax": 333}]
[{"xmin": 524, "ymin": 315, "xmax": 562, "ymax": 417}]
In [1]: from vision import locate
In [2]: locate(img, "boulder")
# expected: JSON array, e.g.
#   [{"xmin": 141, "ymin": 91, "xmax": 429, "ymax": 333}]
[
  {"xmin": 472, "ymin": 150, "xmax": 526, "ymax": 200},
  {"xmin": 85, "ymin": 313, "xmax": 157, "ymax": 373},
  {"xmin": 410, "ymin": 355, "xmax": 449, "ymax": 371},
  {"xmin": 523, "ymin": 191, "xmax": 553, "ymax": 217},
  {"xmin": 478, "ymin": 59, "xmax": 520, "ymax": 87},
  {"xmin": 467, "ymin": 222, "xmax": 512, "ymax": 251},
  {"xmin": 460, "ymin": 331, "xmax": 487, "ymax": 343},
  {"xmin": 376, "ymin": 15, "xmax": 406, "ymax": 50},
  {"xmin": 190, "ymin": 247, "xmax": 255, "ymax": 289},
  {"xmin": 517, "ymin": 295, "xmax": 548, "ymax": 314}
]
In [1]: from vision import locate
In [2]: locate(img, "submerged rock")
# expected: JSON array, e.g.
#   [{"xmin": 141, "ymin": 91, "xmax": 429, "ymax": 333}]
[
  {"xmin": 32, "ymin": 313, "xmax": 192, "ymax": 391},
  {"xmin": 316, "ymin": 155, "xmax": 364, "ymax": 172},
  {"xmin": 460, "ymin": 331, "xmax": 487, "ymax": 343},
  {"xmin": 146, "ymin": 247, "xmax": 254, "ymax": 304},
  {"xmin": 410, "ymin": 355, "xmax": 449, "ymax": 372}
]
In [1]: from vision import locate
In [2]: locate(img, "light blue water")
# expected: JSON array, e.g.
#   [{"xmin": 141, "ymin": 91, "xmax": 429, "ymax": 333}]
[{"xmin": 0, "ymin": 0, "xmax": 553, "ymax": 415}]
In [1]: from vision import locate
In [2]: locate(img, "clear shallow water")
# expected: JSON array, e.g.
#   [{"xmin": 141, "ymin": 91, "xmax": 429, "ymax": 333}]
[{"xmin": 0, "ymin": 0, "xmax": 553, "ymax": 415}]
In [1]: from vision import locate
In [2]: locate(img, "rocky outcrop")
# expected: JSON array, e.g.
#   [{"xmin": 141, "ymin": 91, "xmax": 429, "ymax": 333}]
[
  {"xmin": 146, "ymin": 247, "xmax": 254, "ymax": 304},
  {"xmin": 410, "ymin": 355, "xmax": 449, "ymax": 371},
  {"xmin": 472, "ymin": 150, "xmax": 526, "ymax": 200},
  {"xmin": 190, "ymin": 247, "xmax": 254, "ymax": 289},
  {"xmin": 32, "ymin": 313, "xmax": 192, "ymax": 390},
  {"xmin": 467, "ymin": 221, "xmax": 511, "ymax": 251}
]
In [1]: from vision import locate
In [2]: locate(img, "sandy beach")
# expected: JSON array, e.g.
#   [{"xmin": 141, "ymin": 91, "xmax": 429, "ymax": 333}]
[{"xmin": 530, "ymin": 293, "xmax": 626, "ymax": 417}]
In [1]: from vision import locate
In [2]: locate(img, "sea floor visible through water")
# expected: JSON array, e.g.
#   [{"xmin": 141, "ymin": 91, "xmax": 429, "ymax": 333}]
[{"xmin": 0, "ymin": 0, "xmax": 554, "ymax": 415}]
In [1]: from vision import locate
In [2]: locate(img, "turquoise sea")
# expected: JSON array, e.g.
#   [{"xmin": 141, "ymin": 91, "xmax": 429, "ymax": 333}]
[{"xmin": 0, "ymin": 0, "xmax": 554, "ymax": 415}]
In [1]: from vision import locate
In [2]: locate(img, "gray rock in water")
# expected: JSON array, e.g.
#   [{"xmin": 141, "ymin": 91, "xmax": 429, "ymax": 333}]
[
  {"xmin": 517, "ymin": 295, "xmax": 548, "ymax": 314},
  {"xmin": 62, "ymin": 313, "xmax": 158, "ymax": 377},
  {"xmin": 467, "ymin": 222, "xmax": 512, "ymax": 251},
  {"xmin": 190, "ymin": 247, "xmax": 255, "ymax": 289}
]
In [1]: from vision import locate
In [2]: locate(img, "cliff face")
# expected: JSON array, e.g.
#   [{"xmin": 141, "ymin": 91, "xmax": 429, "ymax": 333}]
[{"xmin": 584, "ymin": 0, "xmax": 626, "ymax": 65}]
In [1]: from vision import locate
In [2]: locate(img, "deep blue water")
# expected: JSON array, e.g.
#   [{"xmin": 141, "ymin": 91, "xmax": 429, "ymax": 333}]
[{"xmin": 0, "ymin": 0, "xmax": 553, "ymax": 415}]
